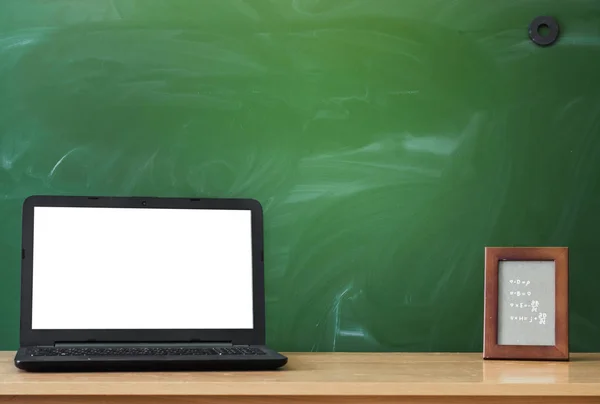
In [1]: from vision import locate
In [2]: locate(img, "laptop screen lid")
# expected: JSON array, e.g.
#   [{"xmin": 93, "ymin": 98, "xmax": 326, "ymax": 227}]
[{"xmin": 20, "ymin": 196, "xmax": 266, "ymax": 347}]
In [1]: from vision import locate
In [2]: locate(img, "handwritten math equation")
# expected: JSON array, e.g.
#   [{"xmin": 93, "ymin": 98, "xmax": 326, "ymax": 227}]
[{"xmin": 507, "ymin": 278, "xmax": 548, "ymax": 325}]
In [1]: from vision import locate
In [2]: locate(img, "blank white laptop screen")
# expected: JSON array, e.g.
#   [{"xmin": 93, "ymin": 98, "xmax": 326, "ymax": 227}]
[{"xmin": 31, "ymin": 206, "xmax": 254, "ymax": 330}]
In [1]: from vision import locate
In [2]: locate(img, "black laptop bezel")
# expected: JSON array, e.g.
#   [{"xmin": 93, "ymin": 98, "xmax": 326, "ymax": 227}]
[{"xmin": 20, "ymin": 195, "xmax": 266, "ymax": 347}]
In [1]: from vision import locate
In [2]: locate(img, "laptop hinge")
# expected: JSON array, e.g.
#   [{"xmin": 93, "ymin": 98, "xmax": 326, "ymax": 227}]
[{"xmin": 54, "ymin": 341, "xmax": 233, "ymax": 348}]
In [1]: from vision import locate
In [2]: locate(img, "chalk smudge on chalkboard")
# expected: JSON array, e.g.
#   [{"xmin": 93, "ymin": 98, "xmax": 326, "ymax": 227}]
[
  {"xmin": 48, "ymin": 147, "xmax": 83, "ymax": 179},
  {"xmin": 110, "ymin": 0, "xmax": 123, "ymax": 20},
  {"xmin": 283, "ymin": 133, "xmax": 460, "ymax": 203},
  {"xmin": 291, "ymin": 0, "xmax": 360, "ymax": 16},
  {"xmin": 117, "ymin": 149, "xmax": 161, "ymax": 192},
  {"xmin": 327, "ymin": 283, "xmax": 371, "ymax": 351},
  {"xmin": 302, "ymin": 88, "xmax": 370, "ymax": 130},
  {"xmin": 1, "ymin": 156, "xmax": 12, "ymax": 170},
  {"xmin": 402, "ymin": 135, "xmax": 460, "ymax": 156},
  {"xmin": 2, "ymin": 38, "xmax": 34, "ymax": 50},
  {"xmin": 329, "ymin": 86, "xmax": 371, "ymax": 104},
  {"xmin": 331, "ymin": 283, "xmax": 352, "ymax": 350},
  {"xmin": 140, "ymin": 149, "xmax": 160, "ymax": 174},
  {"xmin": 557, "ymin": 97, "xmax": 584, "ymax": 120},
  {"xmin": 1, "ymin": 134, "xmax": 30, "ymax": 170},
  {"xmin": 388, "ymin": 90, "xmax": 420, "ymax": 96},
  {"xmin": 339, "ymin": 328, "xmax": 365, "ymax": 338},
  {"xmin": 0, "ymin": 27, "xmax": 57, "ymax": 53},
  {"xmin": 560, "ymin": 34, "xmax": 600, "ymax": 47},
  {"xmin": 482, "ymin": 31, "xmax": 600, "ymax": 63}
]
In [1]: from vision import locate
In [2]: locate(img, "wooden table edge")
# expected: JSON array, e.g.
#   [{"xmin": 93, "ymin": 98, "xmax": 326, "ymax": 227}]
[{"xmin": 3, "ymin": 383, "xmax": 600, "ymax": 397}]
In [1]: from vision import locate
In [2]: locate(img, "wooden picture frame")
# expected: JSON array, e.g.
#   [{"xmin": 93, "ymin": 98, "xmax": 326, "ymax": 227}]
[{"xmin": 483, "ymin": 247, "xmax": 569, "ymax": 360}]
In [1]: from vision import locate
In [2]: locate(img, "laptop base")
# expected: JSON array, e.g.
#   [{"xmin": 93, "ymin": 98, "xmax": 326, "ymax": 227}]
[{"xmin": 15, "ymin": 346, "xmax": 288, "ymax": 372}]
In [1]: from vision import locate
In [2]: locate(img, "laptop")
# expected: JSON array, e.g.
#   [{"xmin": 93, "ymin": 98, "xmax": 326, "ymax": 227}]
[{"xmin": 14, "ymin": 195, "xmax": 288, "ymax": 372}]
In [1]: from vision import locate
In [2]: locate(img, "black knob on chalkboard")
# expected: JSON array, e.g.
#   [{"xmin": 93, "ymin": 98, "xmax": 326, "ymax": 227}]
[{"xmin": 529, "ymin": 16, "xmax": 560, "ymax": 47}]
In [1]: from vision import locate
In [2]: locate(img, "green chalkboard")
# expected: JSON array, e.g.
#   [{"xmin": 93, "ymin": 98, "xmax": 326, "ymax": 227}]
[{"xmin": 1, "ymin": 0, "xmax": 600, "ymax": 352}]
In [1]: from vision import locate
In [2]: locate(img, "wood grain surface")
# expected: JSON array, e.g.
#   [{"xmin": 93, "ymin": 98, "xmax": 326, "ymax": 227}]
[{"xmin": 1, "ymin": 352, "xmax": 600, "ymax": 398}]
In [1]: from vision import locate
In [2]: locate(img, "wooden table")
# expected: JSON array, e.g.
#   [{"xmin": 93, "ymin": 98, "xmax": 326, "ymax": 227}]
[{"xmin": 1, "ymin": 351, "xmax": 600, "ymax": 403}]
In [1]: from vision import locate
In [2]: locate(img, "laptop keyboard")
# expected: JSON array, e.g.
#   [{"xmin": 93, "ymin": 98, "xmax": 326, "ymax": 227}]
[{"xmin": 29, "ymin": 346, "xmax": 266, "ymax": 357}]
